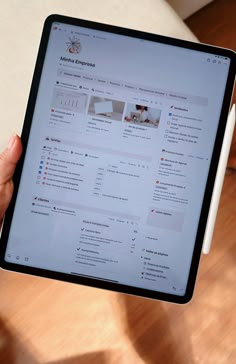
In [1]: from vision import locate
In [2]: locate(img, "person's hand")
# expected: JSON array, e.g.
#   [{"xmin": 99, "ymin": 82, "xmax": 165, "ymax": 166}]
[{"xmin": 0, "ymin": 135, "xmax": 22, "ymax": 228}]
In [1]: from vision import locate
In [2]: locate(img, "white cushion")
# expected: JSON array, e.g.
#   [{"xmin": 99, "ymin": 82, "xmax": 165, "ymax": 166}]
[{"xmin": 0, "ymin": 0, "xmax": 197, "ymax": 149}]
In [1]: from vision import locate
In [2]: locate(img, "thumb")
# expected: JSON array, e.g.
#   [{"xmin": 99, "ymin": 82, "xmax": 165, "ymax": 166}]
[{"xmin": 0, "ymin": 135, "xmax": 23, "ymax": 185}]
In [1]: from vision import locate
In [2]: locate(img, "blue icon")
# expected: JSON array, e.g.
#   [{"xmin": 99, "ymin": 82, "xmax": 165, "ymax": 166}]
[
  {"xmin": 40, "ymin": 161, "xmax": 44, "ymax": 164},
  {"xmin": 169, "ymin": 113, "xmax": 172, "ymax": 116},
  {"xmin": 38, "ymin": 171, "xmax": 42, "ymax": 174},
  {"xmin": 39, "ymin": 166, "xmax": 43, "ymax": 169}
]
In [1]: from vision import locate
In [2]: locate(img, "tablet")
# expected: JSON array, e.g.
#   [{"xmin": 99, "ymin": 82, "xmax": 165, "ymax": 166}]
[{"xmin": 0, "ymin": 15, "xmax": 235, "ymax": 304}]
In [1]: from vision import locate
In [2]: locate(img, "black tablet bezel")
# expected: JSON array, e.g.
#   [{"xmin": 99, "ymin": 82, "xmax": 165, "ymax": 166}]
[{"xmin": 0, "ymin": 14, "xmax": 235, "ymax": 304}]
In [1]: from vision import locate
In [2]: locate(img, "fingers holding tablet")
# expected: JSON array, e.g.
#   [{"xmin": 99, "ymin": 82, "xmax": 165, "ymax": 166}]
[{"xmin": 0, "ymin": 135, "xmax": 22, "ymax": 227}]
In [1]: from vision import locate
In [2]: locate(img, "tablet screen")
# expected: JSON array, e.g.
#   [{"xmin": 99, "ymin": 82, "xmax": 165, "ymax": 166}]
[{"xmin": 1, "ymin": 16, "xmax": 234, "ymax": 303}]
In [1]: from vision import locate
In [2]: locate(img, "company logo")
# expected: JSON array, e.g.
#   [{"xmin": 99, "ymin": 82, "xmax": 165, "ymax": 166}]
[{"xmin": 66, "ymin": 36, "xmax": 81, "ymax": 54}]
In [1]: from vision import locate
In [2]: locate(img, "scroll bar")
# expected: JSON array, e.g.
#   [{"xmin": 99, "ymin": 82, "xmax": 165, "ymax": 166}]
[{"xmin": 202, "ymin": 104, "xmax": 235, "ymax": 254}]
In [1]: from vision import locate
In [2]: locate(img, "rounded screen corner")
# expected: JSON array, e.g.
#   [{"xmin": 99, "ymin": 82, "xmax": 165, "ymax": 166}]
[
  {"xmin": 44, "ymin": 14, "xmax": 62, "ymax": 27},
  {"xmin": 178, "ymin": 293, "xmax": 194, "ymax": 305}
]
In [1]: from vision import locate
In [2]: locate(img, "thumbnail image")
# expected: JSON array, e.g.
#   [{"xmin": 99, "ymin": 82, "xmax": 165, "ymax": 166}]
[
  {"xmin": 88, "ymin": 96, "xmax": 125, "ymax": 121},
  {"xmin": 51, "ymin": 87, "xmax": 88, "ymax": 113},
  {"xmin": 124, "ymin": 104, "xmax": 161, "ymax": 128}
]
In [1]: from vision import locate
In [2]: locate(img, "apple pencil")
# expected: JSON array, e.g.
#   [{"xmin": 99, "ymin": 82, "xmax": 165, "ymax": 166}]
[{"xmin": 202, "ymin": 104, "xmax": 235, "ymax": 254}]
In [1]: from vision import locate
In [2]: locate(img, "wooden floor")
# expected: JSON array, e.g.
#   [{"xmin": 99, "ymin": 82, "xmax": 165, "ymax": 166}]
[{"xmin": 1, "ymin": 1, "xmax": 236, "ymax": 363}]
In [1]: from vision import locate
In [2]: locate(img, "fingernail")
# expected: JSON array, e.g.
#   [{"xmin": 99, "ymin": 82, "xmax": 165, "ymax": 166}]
[{"xmin": 7, "ymin": 134, "xmax": 17, "ymax": 150}]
